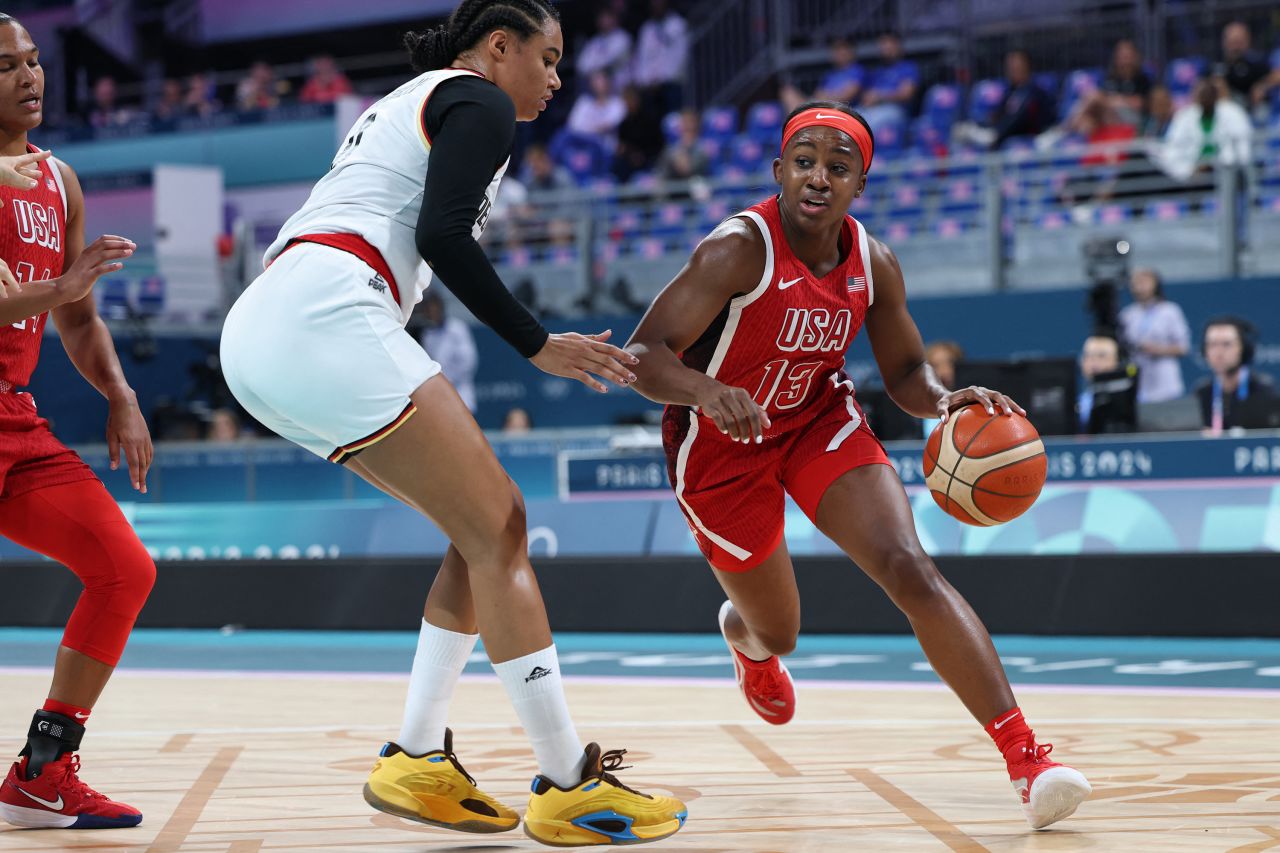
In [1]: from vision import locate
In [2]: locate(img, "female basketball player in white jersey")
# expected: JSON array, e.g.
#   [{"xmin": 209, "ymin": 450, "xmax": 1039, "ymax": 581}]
[{"xmin": 219, "ymin": 1, "xmax": 686, "ymax": 846}]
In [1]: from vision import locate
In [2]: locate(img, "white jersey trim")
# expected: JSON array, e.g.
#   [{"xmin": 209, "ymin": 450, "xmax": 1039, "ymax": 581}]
[
  {"xmin": 826, "ymin": 395, "xmax": 864, "ymax": 451},
  {"xmin": 854, "ymin": 218, "xmax": 874, "ymax": 307},
  {"xmin": 704, "ymin": 210, "xmax": 775, "ymax": 381},
  {"xmin": 44, "ymin": 151, "xmax": 68, "ymax": 221},
  {"xmin": 673, "ymin": 413, "xmax": 753, "ymax": 562}
]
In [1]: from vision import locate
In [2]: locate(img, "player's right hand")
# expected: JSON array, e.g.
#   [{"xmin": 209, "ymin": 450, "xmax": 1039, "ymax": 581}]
[
  {"xmin": 0, "ymin": 259, "xmax": 18, "ymax": 299},
  {"xmin": 55, "ymin": 235, "xmax": 136, "ymax": 302},
  {"xmin": 530, "ymin": 329, "xmax": 639, "ymax": 394},
  {"xmin": 0, "ymin": 149, "xmax": 51, "ymax": 190},
  {"xmin": 697, "ymin": 380, "xmax": 771, "ymax": 444}
]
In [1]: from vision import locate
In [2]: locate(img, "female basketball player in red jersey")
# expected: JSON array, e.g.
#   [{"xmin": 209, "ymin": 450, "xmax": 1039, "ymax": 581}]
[
  {"xmin": 626, "ymin": 101, "xmax": 1091, "ymax": 830},
  {"xmin": 0, "ymin": 13, "xmax": 155, "ymax": 830}
]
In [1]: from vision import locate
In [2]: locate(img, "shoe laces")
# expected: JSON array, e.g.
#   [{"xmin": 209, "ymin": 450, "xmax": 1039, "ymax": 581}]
[
  {"xmin": 443, "ymin": 746, "xmax": 477, "ymax": 787},
  {"xmin": 595, "ymin": 749, "xmax": 651, "ymax": 800},
  {"xmin": 745, "ymin": 660, "xmax": 788, "ymax": 703},
  {"xmin": 1015, "ymin": 734, "xmax": 1054, "ymax": 765},
  {"xmin": 49, "ymin": 755, "xmax": 101, "ymax": 801}
]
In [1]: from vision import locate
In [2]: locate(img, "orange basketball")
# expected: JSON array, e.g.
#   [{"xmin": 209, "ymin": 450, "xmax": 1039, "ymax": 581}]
[{"xmin": 922, "ymin": 404, "xmax": 1046, "ymax": 526}]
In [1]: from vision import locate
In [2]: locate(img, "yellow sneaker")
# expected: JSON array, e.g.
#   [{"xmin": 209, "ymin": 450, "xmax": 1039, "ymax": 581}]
[
  {"xmin": 523, "ymin": 743, "xmax": 687, "ymax": 847},
  {"xmin": 363, "ymin": 728, "xmax": 517, "ymax": 834}
]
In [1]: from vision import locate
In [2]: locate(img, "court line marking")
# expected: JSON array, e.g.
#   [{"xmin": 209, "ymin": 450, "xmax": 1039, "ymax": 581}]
[
  {"xmin": 849, "ymin": 767, "xmax": 991, "ymax": 852},
  {"xmin": 146, "ymin": 746, "xmax": 242, "ymax": 853},
  {"xmin": 1, "ymin": 666, "xmax": 1276, "ymax": 697},
  {"xmin": 160, "ymin": 733, "xmax": 193, "ymax": 754},
  {"xmin": 721, "ymin": 724, "xmax": 803, "ymax": 777}
]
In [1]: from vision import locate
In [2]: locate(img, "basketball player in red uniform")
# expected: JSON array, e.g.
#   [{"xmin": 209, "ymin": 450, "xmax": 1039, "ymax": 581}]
[
  {"xmin": 0, "ymin": 13, "xmax": 154, "ymax": 830},
  {"xmin": 627, "ymin": 101, "xmax": 1091, "ymax": 830}
]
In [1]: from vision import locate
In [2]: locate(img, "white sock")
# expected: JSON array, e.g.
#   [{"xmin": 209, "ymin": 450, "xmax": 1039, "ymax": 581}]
[
  {"xmin": 396, "ymin": 619, "xmax": 478, "ymax": 756},
  {"xmin": 492, "ymin": 645, "xmax": 586, "ymax": 788}
]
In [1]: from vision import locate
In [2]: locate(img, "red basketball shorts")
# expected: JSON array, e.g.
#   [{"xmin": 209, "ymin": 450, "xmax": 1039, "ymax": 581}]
[
  {"xmin": 663, "ymin": 389, "xmax": 891, "ymax": 572},
  {"xmin": 0, "ymin": 392, "xmax": 97, "ymax": 501}
]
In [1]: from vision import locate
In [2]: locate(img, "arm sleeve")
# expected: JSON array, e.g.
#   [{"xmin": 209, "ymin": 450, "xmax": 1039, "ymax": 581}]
[{"xmin": 416, "ymin": 77, "xmax": 549, "ymax": 358}]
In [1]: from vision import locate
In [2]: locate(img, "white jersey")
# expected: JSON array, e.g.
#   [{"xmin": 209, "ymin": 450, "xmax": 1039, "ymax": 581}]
[{"xmin": 265, "ymin": 68, "xmax": 509, "ymax": 323}]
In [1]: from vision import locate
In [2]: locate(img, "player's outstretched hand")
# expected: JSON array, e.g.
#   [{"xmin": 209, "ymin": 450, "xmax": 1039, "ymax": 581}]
[
  {"xmin": 530, "ymin": 329, "xmax": 639, "ymax": 394},
  {"xmin": 697, "ymin": 380, "xmax": 771, "ymax": 444},
  {"xmin": 106, "ymin": 394, "xmax": 152, "ymax": 493},
  {"xmin": 938, "ymin": 385, "xmax": 1026, "ymax": 423},
  {"xmin": 0, "ymin": 259, "xmax": 19, "ymax": 299},
  {"xmin": 0, "ymin": 149, "xmax": 51, "ymax": 190},
  {"xmin": 56, "ymin": 234, "xmax": 136, "ymax": 303}
]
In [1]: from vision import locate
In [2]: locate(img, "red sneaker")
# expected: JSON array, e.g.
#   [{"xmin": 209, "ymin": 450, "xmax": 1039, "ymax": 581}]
[
  {"xmin": 718, "ymin": 601, "xmax": 796, "ymax": 725},
  {"xmin": 1005, "ymin": 736, "xmax": 1090, "ymax": 829},
  {"xmin": 0, "ymin": 755, "xmax": 142, "ymax": 829}
]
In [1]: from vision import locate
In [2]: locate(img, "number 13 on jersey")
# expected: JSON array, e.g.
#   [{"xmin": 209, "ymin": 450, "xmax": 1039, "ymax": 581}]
[
  {"xmin": 11, "ymin": 261, "xmax": 51, "ymax": 332},
  {"xmin": 753, "ymin": 359, "xmax": 824, "ymax": 411}
]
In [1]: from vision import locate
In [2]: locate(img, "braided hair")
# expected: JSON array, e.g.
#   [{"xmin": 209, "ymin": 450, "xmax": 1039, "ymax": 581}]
[{"xmin": 404, "ymin": 0, "xmax": 559, "ymax": 73}]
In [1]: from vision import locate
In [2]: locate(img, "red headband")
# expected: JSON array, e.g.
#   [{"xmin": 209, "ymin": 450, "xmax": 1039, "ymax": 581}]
[{"xmin": 781, "ymin": 108, "xmax": 874, "ymax": 173}]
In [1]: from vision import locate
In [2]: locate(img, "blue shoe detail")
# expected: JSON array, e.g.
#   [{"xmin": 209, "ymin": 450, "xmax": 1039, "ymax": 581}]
[
  {"xmin": 675, "ymin": 809, "xmax": 688, "ymax": 826},
  {"xmin": 378, "ymin": 742, "xmax": 394, "ymax": 757},
  {"xmin": 582, "ymin": 781, "xmax": 600, "ymax": 792},
  {"xmin": 569, "ymin": 809, "xmax": 639, "ymax": 842},
  {"xmin": 427, "ymin": 755, "xmax": 447, "ymax": 763},
  {"xmin": 70, "ymin": 812, "xmax": 143, "ymax": 829}
]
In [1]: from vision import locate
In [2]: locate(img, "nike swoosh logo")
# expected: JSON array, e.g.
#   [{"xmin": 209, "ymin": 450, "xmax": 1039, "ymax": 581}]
[
  {"xmin": 814, "ymin": 113, "xmax": 842, "ymax": 120},
  {"xmin": 993, "ymin": 711, "xmax": 1021, "ymax": 729},
  {"xmin": 16, "ymin": 788, "xmax": 64, "ymax": 810},
  {"xmin": 778, "ymin": 277, "xmax": 803, "ymax": 290},
  {"xmin": 74, "ymin": 712, "xmax": 88, "ymax": 720}
]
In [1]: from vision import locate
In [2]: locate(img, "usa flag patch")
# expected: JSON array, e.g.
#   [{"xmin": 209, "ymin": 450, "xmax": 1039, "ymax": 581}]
[{"xmin": 847, "ymin": 275, "xmax": 867, "ymax": 293}]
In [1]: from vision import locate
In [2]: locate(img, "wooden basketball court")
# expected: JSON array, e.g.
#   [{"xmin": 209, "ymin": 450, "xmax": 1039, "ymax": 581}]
[{"xmin": 1, "ymin": 668, "xmax": 1276, "ymax": 852}]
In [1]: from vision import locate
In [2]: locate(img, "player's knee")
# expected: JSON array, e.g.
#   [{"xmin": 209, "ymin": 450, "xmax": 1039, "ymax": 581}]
[
  {"xmin": 458, "ymin": 482, "xmax": 528, "ymax": 569},
  {"xmin": 876, "ymin": 547, "xmax": 944, "ymax": 607},
  {"xmin": 103, "ymin": 550, "xmax": 156, "ymax": 616}
]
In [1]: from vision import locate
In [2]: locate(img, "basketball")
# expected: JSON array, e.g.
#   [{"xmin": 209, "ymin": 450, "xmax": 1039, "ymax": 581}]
[{"xmin": 923, "ymin": 404, "xmax": 1046, "ymax": 526}]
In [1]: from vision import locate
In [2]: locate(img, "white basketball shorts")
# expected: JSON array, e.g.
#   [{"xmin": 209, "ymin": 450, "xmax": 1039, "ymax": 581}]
[{"xmin": 219, "ymin": 242, "xmax": 441, "ymax": 463}]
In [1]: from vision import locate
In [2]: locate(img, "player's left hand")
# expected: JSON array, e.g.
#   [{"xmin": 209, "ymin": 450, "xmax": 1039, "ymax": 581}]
[
  {"xmin": 106, "ymin": 394, "xmax": 153, "ymax": 493},
  {"xmin": 937, "ymin": 386, "xmax": 1026, "ymax": 423},
  {"xmin": 0, "ymin": 149, "xmax": 51, "ymax": 190}
]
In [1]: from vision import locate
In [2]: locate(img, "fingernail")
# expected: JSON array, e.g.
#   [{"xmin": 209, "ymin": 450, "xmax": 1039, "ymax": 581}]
[
  {"xmin": 629, "ymin": 356, "xmax": 640, "ymax": 364},
  {"xmin": 628, "ymin": 374, "xmax": 637, "ymax": 382},
  {"xmin": 755, "ymin": 435, "xmax": 763, "ymax": 444}
]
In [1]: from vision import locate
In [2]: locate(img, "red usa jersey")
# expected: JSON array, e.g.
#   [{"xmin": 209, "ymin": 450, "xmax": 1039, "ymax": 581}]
[
  {"xmin": 0, "ymin": 144, "xmax": 67, "ymax": 391},
  {"xmin": 674, "ymin": 194, "xmax": 874, "ymax": 436}
]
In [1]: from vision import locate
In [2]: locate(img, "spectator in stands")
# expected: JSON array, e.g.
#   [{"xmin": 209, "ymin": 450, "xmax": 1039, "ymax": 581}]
[
  {"xmin": 1117, "ymin": 268, "xmax": 1189, "ymax": 403},
  {"xmin": 1213, "ymin": 21, "xmax": 1272, "ymax": 109},
  {"xmin": 206, "ymin": 408, "xmax": 243, "ymax": 442},
  {"xmin": 781, "ymin": 36, "xmax": 865, "ymax": 113},
  {"xmin": 416, "ymin": 291, "xmax": 479, "ymax": 413},
  {"xmin": 1076, "ymin": 332, "xmax": 1123, "ymax": 432},
  {"xmin": 920, "ymin": 341, "xmax": 964, "ymax": 436},
  {"xmin": 1155, "ymin": 76, "xmax": 1252, "ymax": 182},
  {"xmin": 299, "ymin": 55, "xmax": 353, "ymax": 104},
  {"xmin": 953, "ymin": 49, "xmax": 1055, "ymax": 150},
  {"xmin": 656, "ymin": 108, "xmax": 711, "ymax": 184},
  {"xmin": 632, "ymin": 0, "xmax": 689, "ymax": 116},
  {"xmin": 503, "ymin": 407, "xmax": 533, "ymax": 434},
  {"xmin": 613, "ymin": 85, "xmax": 666, "ymax": 181},
  {"xmin": 520, "ymin": 143, "xmax": 575, "ymax": 194},
  {"xmin": 1140, "ymin": 84, "xmax": 1174, "ymax": 138},
  {"xmin": 1061, "ymin": 96, "xmax": 1135, "ymax": 205},
  {"xmin": 1196, "ymin": 316, "xmax": 1276, "ymax": 433},
  {"xmin": 184, "ymin": 72, "xmax": 220, "ymax": 118},
  {"xmin": 566, "ymin": 71, "xmax": 627, "ymax": 149},
  {"xmin": 859, "ymin": 32, "xmax": 919, "ymax": 127},
  {"xmin": 87, "ymin": 76, "xmax": 136, "ymax": 129},
  {"xmin": 577, "ymin": 9, "xmax": 633, "ymax": 89},
  {"xmin": 152, "ymin": 77, "xmax": 186, "ymax": 122},
  {"xmin": 236, "ymin": 61, "xmax": 284, "ymax": 112},
  {"xmin": 1099, "ymin": 38, "xmax": 1151, "ymax": 128}
]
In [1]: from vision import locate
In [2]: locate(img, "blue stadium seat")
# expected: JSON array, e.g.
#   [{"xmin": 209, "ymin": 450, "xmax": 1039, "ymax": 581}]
[
  {"xmin": 634, "ymin": 237, "xmax": 667, "ymax": 259},
  {"xmin": 1259, "ymin": 191, "xmax": 1280, "ymax": 213},
  {"xmin": 726, "ymin": 134, "xmax": 767, "ymax": 172},
  {"xmin": 968, "ymin": 79, "xmax": 1006, "ymax": 125},
  {"xmin": 1165, "ymin": 57, "xmax": 1205, "ymax": 97},
  {"xmin": 545, "ymin": 245, "xmax": 579, "ymax": 266},
  {"xmin": 1033, "ymin": 72, "xmax": 1061, "ymax": 99},
  {"xmin": 745, "ymin": 101, "xmax": 784, "ymax": 143},
  {"xmin": 498, "ymin": 246, "xmax": 534, "ymax": 267},
  {"xmin": 910, "ymin": 116, "xmax": 947, "ymax": 158},
  {"xmin": 701, "ymin": 106, "xmax": 739, "ymax": 141},
  {"xmin": 1060, "ymin": 68, "xmax": 1103, "ymax": 116},
  {"xmin": 1096, "ymin": 203, "xmax": 1132, "ymax": 224},
  {"xmin": 934, "ymin": 217, "xmax": 967, "ymax": 239},
  {"xmin": 1037, "ymin": 210, "xmax": 1070, "ymax": 230},
  {"xmin": 649, "ymin": 202, "xmax": 688, "ymax": 237},
  {"xmin": 699, "ymin": 198, "xmax": 732, "ymax": 229},
  {"xmin": 1145, "ymin": 200, "xmax": 1188, "ymax": 221},
  {"xmin": 697, "ymin": 137, "xmax": 725, "ymax": 164},
  {"xmin": 98, "ymin": 277, "xmax": 129, "ymax": 319},
  {"xmin": 549, "ymin": 130, "xmax": 609, "ymax": 184},
  {"xmin": 662, "ymin": 111, "xmax": 682, "ymax": 143},
  {"xmin": 883, "ymin": 220, "xmax": 913, "ymax": 242},
  {"xmin": 136, "ymin": 276, "xmax": 166, "ymax": 317},
  {"xmin": 923, "ymin": 84, "xmax": 962, "ymax": 128}
]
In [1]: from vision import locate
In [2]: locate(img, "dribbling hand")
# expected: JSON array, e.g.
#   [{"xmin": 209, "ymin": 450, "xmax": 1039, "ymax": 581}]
[
  {"xmin": 0, "ymin": 149, "xmax": 51, "ymax": 190},
  {"xmin": 530, "ymin": 329, "xmax": 639, "ymax": 393},
  {"xmin": 697, "ymin": 380, "xmax": 771, "ymax": 444},
  {"xmin": 938, "ymin": 385, "xmax": 1026, "ymax": 423},
  {"xmin": 55, "ymin": 235, "xmax": 136, "ymax": 303}
]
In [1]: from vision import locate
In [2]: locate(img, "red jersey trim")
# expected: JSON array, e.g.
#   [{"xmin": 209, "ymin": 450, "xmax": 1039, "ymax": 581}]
[
  {"xmin": 282, "ymin": 233, "xmax": 401, "ymax": 305},
  {"xmin": 28, "ymin": 143, "xmax": 67, "ymax": 220}
]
